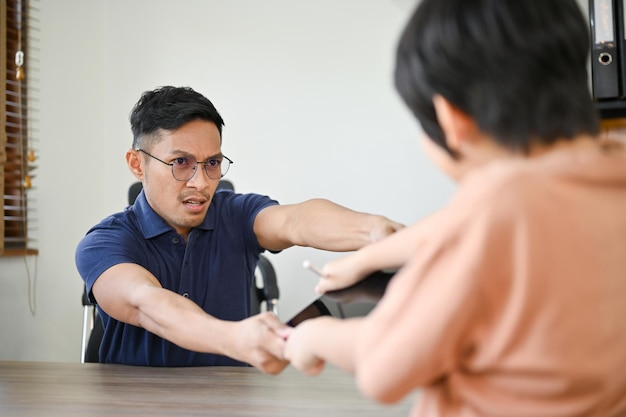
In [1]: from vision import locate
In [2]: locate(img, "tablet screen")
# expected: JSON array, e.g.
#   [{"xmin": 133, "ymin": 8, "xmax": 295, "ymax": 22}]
[{"xmin": 286, "ymin": 270, "xmax": 395, "ymax": 326}]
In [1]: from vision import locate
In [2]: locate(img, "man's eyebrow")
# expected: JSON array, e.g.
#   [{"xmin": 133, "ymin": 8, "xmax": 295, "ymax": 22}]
[
  {"xmin": 168, "ymin": 149, "xmax": 224, "ymax": 160},
  {"xmin": 167, "ymin": 149, "xmax": 192, "ymax": 156}
]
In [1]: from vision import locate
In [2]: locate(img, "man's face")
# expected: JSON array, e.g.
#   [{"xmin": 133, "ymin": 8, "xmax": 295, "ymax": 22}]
[{"xmin": 137, "ymin": 119, "xmax": 223, "ymax": 239}]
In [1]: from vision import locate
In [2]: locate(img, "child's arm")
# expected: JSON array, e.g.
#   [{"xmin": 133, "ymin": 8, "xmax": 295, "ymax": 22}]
[
  {"xmin": 282, "ymin": 316, "xmax": 363, "ymax": 375},
  {"xmin": 316, "ymin": 219, "xmax": 428, "ymax": 294},
  {"xmin": 288, "ymin": 247, "xmax": 482, "ymax": 404},
  {"xmin": 286, "ymin": 257, "xmax": 449, "ymax": 402}
]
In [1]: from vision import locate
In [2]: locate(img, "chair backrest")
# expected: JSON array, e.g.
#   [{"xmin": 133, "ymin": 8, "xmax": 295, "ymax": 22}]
[
  {"xmin": 128, "ymin": 179, "xmax": 235, "ymax": 206},
  {"xmin": 80, "ymin": 180, "xmax": 280, "ymax": 363}
]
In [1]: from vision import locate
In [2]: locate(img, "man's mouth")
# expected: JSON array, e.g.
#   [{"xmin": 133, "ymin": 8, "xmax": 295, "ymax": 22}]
[
  {"xmin": 182, "ymin": 195, "xmax": 209, "ymax": 211},
  {"xmin": 184, "ymin": 199, "xmax": 205, "ymax": 206}
]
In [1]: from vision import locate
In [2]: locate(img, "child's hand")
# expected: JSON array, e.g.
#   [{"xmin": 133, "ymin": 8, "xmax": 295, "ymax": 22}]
[
  {"xmin": 315, "ymin": 255, "xmax": 369, "ymax": 294},
  {"xmin": 283, "ymin": 320, "xmax": 327, "ymax": 376}
]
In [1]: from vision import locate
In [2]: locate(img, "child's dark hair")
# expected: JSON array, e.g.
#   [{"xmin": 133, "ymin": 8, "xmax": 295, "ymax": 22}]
[{"xmin": 394, "ymin": 0, "xmax": 599, "ymax": 156}]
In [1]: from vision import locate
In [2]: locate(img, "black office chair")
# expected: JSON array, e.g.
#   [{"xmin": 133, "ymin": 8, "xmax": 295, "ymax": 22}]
[{"xmin": 80, "ymin": 180, "xmax": 280, "ymax": 363}]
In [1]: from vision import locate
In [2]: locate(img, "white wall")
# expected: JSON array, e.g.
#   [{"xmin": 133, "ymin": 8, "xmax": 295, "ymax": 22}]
[{"xmin": 0, "ymin": 0, "xmax": 456, "ymax": 362}]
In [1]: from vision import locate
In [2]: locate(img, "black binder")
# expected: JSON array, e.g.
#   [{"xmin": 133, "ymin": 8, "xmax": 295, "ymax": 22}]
[
  {"xmin": 616, "ymin": 0, "xmax": 626, "ymax": 97},
  {"xmin": 590, "ymin": 0, "xmax": 620, "ymax": 99}
]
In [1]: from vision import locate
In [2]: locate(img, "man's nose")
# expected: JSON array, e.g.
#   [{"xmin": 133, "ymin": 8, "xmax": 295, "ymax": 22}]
[{"xmin": 186, "ymin": 166, "xmax": 215, "ymax": 189}]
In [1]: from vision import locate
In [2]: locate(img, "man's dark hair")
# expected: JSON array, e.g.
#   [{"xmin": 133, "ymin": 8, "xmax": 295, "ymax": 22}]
[
  {"xmin": 130, "ymin": 86, "xmax": 225, "ymax": 149},
  {"xmin": 394, "ymin": 0, "xmax": 600, "ymax": 156}
]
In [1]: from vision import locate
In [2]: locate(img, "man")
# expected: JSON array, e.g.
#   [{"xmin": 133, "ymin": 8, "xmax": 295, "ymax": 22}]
[
  {"xmin": 75, "ymin": 86, "xmax": 403, "ymax": 373},
  {"xmin": 283, "ymin": 0, "xmax": 626, "ymax": 416}
]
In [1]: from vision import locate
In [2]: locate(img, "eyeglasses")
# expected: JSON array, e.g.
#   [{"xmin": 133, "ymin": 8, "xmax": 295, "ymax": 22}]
[{"xmin": 136, "ymin": 149, "xmax": 233, "ymax": 181}]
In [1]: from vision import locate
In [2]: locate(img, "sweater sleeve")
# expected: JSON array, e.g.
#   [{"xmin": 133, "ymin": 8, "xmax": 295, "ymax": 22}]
[{"xmin": 352, "ymin": 183, "xmax": 517, "ymax": 401}]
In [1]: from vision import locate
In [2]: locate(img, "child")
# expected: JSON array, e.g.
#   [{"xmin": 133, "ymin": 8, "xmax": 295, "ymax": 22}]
[{"xmin": 282, "ymin": 0, "xmax": 626, "ymax": 415}]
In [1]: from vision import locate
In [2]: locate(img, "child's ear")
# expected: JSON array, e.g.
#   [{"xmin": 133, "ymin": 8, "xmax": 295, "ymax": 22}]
[
  {"xmin": 432, "ymin": 95, "xmax": 479, "ymax": 153},
  {"xmin": 126, "ymin": 149, "xmax": 144, "ymax": 180}
]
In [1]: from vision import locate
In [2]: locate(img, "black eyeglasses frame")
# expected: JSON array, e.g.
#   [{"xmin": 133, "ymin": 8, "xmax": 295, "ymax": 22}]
[{"xmin": 136, "ymin": 148, "xmax": 233, "ymax": 181}]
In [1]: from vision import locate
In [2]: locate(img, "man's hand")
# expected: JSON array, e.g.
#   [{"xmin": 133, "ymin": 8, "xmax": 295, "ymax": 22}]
[
  {"xmin": 228, "ymin": 312, "xmax": 290, "ymax": 375},
  {"xmin": 369, "ymin": 216, "xmax": 405, "ymax": 243}
]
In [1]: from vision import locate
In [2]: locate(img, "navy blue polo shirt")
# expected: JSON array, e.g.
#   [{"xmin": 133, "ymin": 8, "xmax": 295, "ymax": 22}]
[{"xmin": 75, "ymin": 189, "xmax": 278, "ymax": 366}]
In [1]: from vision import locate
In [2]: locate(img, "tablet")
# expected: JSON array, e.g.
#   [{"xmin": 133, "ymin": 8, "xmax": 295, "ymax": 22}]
[{"xmin": 286, "ymin": 262, "xmax": 395, "ymax": 326}]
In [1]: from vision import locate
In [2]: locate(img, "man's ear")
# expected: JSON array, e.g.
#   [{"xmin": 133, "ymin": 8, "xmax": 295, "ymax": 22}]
[
  {"xmin": 126, "ymin": 149, "xmax": 144, "ymax": 180},
  {"xmin": 432, "ymin": 95, "xmax": 479, "ymax": 153}
]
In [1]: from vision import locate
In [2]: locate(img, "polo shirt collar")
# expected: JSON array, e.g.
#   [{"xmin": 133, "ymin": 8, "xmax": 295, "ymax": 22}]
[{"xmin": 133, "ymin": 189, "xmax": 216, "ymax": 239}]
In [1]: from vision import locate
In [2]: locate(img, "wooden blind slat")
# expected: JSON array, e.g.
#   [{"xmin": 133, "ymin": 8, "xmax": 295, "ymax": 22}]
[
  {"xmin": 2, "ymin": 0, "xmax": 38, "ymax": 256},
  {"xmin": 1, "ymin": 0, "xmax": 7, "ymax": 254}
]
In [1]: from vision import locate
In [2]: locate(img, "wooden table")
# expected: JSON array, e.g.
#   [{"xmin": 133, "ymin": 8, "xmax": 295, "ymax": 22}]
[{"xmin": 0, "ymin": 361, "xmax": 414, "ymax": 416}]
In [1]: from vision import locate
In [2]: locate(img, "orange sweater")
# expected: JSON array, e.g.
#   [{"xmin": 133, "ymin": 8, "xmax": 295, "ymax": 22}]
[{"xmin": 361, "ymin": 139, "xmax": 626, "ymax": 417}]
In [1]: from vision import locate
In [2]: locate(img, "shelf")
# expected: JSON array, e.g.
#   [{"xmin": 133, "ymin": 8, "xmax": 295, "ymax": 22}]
[
  {"xmin": 0, "ymin": 248, "xmax": 39, "ymax": 257},
  {"xmin": 595, "ymin": 100, "xmax": 626, "ymax": 119}
]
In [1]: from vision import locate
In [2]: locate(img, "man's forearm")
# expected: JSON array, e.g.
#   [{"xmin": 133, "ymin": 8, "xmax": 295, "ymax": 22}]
[
  {"xmin": 290, "ymin": 199, "xmax": 403, "ymax": 251},
  {"xmin": 132, "ymin": 284, "xmax": 232, "ymax": 355}
]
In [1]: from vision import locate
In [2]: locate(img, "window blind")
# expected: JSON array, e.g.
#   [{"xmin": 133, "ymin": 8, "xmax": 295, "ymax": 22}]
[{"xmin": 2, "ymin": 0, "xmax": 39, "ymax": 256}]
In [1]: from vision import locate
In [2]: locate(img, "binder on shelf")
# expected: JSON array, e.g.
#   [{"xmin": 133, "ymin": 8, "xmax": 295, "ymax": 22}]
[
  {"xmin": 590, "ymin": 0, "xmax": 620, "ymax": 99},
  {"xmin": 616, "ymin": 0, "xmax": 626, "ymax": 97}
]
